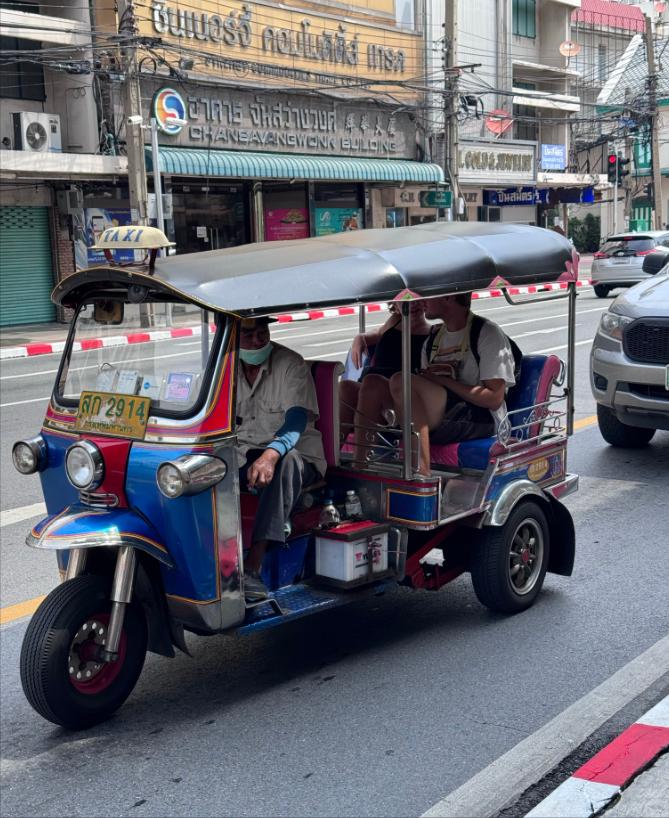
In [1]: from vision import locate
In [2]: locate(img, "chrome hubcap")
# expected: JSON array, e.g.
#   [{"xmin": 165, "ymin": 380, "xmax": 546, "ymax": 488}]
[
  {"xmin": 68, "ymin": 619, "xmax": 106, "ymax": 682},
  {"xmin": 508, "ymin": 518, "xmax": 544, "ymax": 596}
]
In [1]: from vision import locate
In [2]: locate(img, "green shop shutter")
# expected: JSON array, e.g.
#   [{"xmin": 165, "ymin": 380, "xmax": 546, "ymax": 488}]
[{"xmin": 0, "ymin": 207, "xmax": 55, "ymax": 326}]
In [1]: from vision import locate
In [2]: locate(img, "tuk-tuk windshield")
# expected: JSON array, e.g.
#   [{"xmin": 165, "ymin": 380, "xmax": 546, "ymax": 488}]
[{"xmin": 56, "ymin": 301, "xmax": 221, "ymax": 416}]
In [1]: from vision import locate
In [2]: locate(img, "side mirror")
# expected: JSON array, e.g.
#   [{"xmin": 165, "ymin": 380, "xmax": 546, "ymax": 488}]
[
  {"xmin": 642, "ymin": 251, "xmax": 669, "ymax": 275},
  {"xmin": 94, "ymin": 300, "xmax": 124, "ymax": 324}
]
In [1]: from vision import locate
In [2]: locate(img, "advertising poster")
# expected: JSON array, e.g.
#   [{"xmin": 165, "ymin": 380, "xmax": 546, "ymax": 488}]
[
  {"xmin": 84, "ymin": 208, "xmax": 134, "ymax": 266},
  {"xmin": 314, "ymin": 208, "xmax": 363, "ymax": 236},
  {"xmin": 264, "ymin": 208, "xmax": 309, "ymax": 241}
]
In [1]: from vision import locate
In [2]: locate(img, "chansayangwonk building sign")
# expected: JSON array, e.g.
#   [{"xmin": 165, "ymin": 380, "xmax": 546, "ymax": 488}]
[{"xmin": 134, "ymin": 1, "xmax": 420, "ymax": 97}]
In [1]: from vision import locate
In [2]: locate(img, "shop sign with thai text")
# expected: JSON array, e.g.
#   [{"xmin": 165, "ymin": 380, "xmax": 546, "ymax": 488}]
[
  {"xmin": 145, "ymin": 84, "xmax": 414, "ymax": 158},
  {"xmin": 146, "ymin": 0, "xmax": 419, "ymax": 95},
  {"xmin": 483, "ymin": 187, "xmax": 550, "ymax": 206},
  {"xmin": 459, "ymin": 141, "xmax": 536, "ymax": 184}
]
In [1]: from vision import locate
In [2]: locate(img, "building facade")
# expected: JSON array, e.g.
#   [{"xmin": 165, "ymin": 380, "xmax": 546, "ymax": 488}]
[
  {"xmin": 0, "ymin": 0, "xmax": 444, "ymax": 326},
  {"xmin": 426, "ymin": 0, "xmax": 597, "ymax": 227}
]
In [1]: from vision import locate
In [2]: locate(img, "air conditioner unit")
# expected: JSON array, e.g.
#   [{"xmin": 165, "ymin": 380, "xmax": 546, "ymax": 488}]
[
  {"xmin": 56, "ymin": 186, "xmax": 84, "ymax": 214},
  {"xmin": 12, "ymin": 112, "xmax": 62, "ymax": 153}
]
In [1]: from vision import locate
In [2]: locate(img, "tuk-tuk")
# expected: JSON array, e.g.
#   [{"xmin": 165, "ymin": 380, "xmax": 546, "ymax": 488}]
[{"xmin": 12, "ymin": 222, "xmax": 579, "ymax": 729}]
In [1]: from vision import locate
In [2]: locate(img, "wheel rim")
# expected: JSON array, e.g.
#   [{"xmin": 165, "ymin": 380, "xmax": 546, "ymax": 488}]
[
  {"xmin": 68, "ymin": 612, "xmax": 127, "ymax": 695},
  {"xmin": 507, "ymin": 517, "xmax": 544, "ymax": 596}
]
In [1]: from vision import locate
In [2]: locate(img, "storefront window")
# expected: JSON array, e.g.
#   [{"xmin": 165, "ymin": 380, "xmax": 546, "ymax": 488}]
[
  {"xmin": 386, "ymin": 208, "xmax": 407, "ymax": 229},
  {"xmin": 172, "ymin": 184, "xmax": 249, "ymax": 252},
  {"xmin": 313, "ymin": 183, "xmax": 364, "ymax": 236},
  {"xmin": 264, "ymin": 183, "xmax": 309, "ymax": 241}
]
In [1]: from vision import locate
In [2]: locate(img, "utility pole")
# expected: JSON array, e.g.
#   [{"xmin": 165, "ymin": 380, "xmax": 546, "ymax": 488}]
[
  {"xmin": 444, "ymin": 0, "xmax": 462, "ymax": 220},
  {"xmin": 645, "ymin": 13, "xmax": 663, "ymax": 230},
  {"xmin": 118, "ymin": 0, "xmax": 148, "ymax": 225}
]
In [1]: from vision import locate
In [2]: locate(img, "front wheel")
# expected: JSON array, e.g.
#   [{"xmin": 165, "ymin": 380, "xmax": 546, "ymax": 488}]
[
  {"xmin": 20, "ymin": 574, "xmax": 147, "ymax": 729},
  {"xmin": 470, "ymin": 500, "xmax": 550, "ymax": 614},
  {"xmin": 597, "ymin": 404, "xmax": 656, "ymax": 448},
  {"xmin": 594, "ymin": 284, "xmax": 610, "ymax": 298}
]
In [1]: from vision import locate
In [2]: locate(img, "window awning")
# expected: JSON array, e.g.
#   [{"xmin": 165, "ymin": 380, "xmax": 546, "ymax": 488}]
[{"xmin": 145, "ymin": 147, "xmax": 444, "ymax": 184}]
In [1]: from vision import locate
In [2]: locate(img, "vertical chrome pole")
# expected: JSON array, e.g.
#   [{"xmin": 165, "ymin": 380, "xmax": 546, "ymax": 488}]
[
  {"xmin": 65, "ymin": 548, "xmax": 87, "ymax": 580},
  {"xmin": 566, "ymin": 281, "xmax": 576, "ymax": 436},
  {"xmin": 358, "ymin": 303, "xmax": 366, "ymax": 335},
  {"xmin": 401, "ymin": 302, "xmax": 413, "ymax": 478},
  {"xmin": 102, "ymin": 546, "xmax": 137, "ymax": 661}
]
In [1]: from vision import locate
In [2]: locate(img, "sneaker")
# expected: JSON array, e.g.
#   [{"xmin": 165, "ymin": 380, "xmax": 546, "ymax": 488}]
[{"xmin": 244, "ymin": 571, "xmax": 269, "ymax": 602}]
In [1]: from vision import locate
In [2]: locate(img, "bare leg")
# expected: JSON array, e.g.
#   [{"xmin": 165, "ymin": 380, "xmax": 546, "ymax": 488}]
[
  {"xmin": 389, "ymin": 373, "xmax": 448, "ymax": 476},
  {"xmin": 339, "ymin": 380, "xmax": 361, "ymax": 444},
  {"xmin": 353, "ymin": 374, "xmax": 393, "ymax": 466}
]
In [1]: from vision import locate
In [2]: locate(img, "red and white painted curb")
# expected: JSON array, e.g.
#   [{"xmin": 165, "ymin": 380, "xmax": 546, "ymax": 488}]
[
  {"xmin": 525, "ymin": 695, "xmax": 669, "ymax": 817},
  {"xmin": 0, "ymin": 280, "xmax": 592, "ymax": 360}
]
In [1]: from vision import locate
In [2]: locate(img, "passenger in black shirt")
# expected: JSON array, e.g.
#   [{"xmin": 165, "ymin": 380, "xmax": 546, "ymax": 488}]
[{"xmin": 339, "ymin": 300, "xmax": 430, "ymax": 464}]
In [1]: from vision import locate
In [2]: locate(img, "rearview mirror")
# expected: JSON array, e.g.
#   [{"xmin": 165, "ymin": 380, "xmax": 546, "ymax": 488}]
[
  {"xmin": 642, "ymin": 251, "xmax": 669, "ymax": 276},
  {"xmin": 94, "ymin": 300, "xmax": 124, "ymax": 324}
]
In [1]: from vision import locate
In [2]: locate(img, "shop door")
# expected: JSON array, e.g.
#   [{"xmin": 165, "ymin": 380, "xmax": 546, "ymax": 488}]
[{"xmin": 0, "ymin": 207, "xmax": 55, "ymax": 326}]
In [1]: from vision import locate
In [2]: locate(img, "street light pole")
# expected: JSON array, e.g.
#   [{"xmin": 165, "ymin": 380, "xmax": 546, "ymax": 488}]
[{"xmin": 150, "ymin": 118, "xmax": 165, "ymax": 238}]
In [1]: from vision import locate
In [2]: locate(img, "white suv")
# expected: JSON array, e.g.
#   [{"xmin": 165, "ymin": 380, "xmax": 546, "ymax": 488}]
[
  {"xmin": 590, "ymin": 262, "xmax": 669, "ymax": 446},
  {"xmin": 591, "ymin": 232, "xmax": 669, "ymax": 298}
]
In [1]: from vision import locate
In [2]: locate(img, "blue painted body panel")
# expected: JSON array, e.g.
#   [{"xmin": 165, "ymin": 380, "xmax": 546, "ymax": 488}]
[
  {"xmin": 386, "ymin": 489, "xmax": 438, "ymax": 525},
  {"xmin": 126, "ymin": 444, "xmax": 219, "ymax": 602},
  {"xmin": 39, "ymin": 432, "xmax": 79, "ymax": 513},
  {"xmin": 259, "ymin": 534, "xmax": 311, "ymax": 591}
]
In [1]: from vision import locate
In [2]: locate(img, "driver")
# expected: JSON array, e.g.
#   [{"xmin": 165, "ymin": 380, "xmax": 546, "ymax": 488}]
[{"xmin": 236, "ymin": 317, "xmax": 326, "ymax": 602}]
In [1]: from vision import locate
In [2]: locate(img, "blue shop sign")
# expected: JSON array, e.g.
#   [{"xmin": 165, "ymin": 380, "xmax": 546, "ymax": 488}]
[
  {"xmin": 483, "ymin": 187, "xmax": 549, "ymax": 206},
  {"xmin": 541, "ymin": 144, "xmax": 567, "ymax": 170}
]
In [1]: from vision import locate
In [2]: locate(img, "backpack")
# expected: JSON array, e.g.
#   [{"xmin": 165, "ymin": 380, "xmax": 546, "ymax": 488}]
[{"xmin": 470, "ymin": 313, "xmax": 523, "ymax": 384}]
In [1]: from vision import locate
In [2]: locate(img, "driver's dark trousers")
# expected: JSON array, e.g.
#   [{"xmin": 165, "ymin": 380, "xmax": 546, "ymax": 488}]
[{"xmin": 239, "ymin": 448, "xmax": 319, "ymax": 544}]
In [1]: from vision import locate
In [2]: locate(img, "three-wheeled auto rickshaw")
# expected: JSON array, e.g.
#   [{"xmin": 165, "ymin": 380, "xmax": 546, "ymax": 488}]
[{"xmin": 12, "ymin": 222, "xmax": 580, "ymax": 729}]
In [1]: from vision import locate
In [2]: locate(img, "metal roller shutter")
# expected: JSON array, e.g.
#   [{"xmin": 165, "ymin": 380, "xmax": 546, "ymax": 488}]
[{"xmin": 0, "ymin": 206, "xmax": 56, "ymax": 326}]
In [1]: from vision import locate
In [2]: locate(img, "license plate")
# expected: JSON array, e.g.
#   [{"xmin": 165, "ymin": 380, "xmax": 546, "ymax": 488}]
[
  {"xmin": 75, "ymin": 391, "xmax": 151, "ymax": 439},
  {"xmin": 613, "ymin": 258, "xmax": 629, "ymax": 264}
]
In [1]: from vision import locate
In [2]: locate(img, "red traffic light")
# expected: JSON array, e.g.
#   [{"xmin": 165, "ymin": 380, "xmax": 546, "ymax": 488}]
[{"xmin": 608, "ymin": 153, "xmax": 617, "ymax": 164}]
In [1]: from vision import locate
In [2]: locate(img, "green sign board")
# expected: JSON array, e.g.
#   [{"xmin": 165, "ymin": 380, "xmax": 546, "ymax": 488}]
[{"xmin": 419, "ymin": 190, "xmax": 452, "ymax": 208}]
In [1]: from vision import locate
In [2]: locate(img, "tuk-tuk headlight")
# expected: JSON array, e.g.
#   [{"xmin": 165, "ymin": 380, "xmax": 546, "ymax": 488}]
[
  {"xmin": 65, "ymin": 441, "xmax": 104, "ymax": 490},
  {"xmin": 12, "ymin": 436, "xmax": 46, "ymax": 474},
  {"xmin": 157, "ymin": 455, "xmax": 227, "ymax": 499}
]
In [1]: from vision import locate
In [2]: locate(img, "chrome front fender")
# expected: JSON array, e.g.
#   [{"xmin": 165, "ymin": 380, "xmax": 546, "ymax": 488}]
[{"xmin": 28, "ymin": 506, "xmax": 174, "ymax": 568}]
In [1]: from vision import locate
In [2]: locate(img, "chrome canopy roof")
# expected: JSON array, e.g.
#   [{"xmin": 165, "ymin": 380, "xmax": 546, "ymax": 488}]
[{"xmin": 54, "ymin": 223, "xmax": 576, "ymax": 315}]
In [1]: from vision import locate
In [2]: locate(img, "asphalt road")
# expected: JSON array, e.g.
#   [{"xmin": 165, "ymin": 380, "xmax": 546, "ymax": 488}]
[{"xmin": 1, "ymin": 287, "xmax": 668, "ymax": 817}]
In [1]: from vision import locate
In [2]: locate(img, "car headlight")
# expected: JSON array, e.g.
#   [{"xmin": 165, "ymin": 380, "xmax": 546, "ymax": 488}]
[
  {"xmin": 599, "ymin": 311, "xmax": 633, "ymax": 341},
  {"xmin": 12, "ymin": 435, "xmax": 46, "ymax": 475},
  {"xmin": 157, "ymin": 455, "xmax": 227, "ymax": 499},
  {"xmin": 65, "ymin": 441, "xmax": 104, "ymax": 490}
]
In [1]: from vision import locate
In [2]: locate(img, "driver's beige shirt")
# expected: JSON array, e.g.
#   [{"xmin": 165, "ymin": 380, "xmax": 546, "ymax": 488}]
[{"xmin": 236, "ymin": 344, "xmax": 326, "ymax": 476}]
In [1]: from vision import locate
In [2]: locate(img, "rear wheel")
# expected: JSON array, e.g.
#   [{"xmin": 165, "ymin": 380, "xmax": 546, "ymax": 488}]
[
  {"xmin": 470, "ymin": 501, "xmax": 550, "ymax": 614},
  {"xmin": 20, "ymin": 574, "xmax": 147, "ymax": 729},
  {"xmin": 594, "ymin": 284, "xmax": 610, "ymax": 298},
  {"xmin": 597, "ymin": 404, "xmax": 656, "ymax": 448}
]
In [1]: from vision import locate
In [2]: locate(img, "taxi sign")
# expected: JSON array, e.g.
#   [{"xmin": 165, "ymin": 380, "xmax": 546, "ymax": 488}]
[{"xmin": 91, "ymin": 225, "xmax": 174, "ymax": 251}]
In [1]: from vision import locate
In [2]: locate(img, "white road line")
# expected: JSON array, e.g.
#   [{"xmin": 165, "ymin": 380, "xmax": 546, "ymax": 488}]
[
  {"xmin": 0, "ymin": 344, "xmax": 202, "ymax": 382},
  {"xmin": 1, "ymin": 396, "xmax": 53, "ymax": 408},
  {"xmin": 0, "ymin": 502, "xmax": 46, "ymax": 528},
  {"xmin": 422, "ymin": 634, "xmax": 669, "ymax": 818},
  {"xmin": 534, "ymin": 339, "xmax": 593, "ymax": 354}
]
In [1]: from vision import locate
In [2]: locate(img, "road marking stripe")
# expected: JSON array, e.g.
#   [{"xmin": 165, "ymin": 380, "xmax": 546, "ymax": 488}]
[
  {"xmin": 0, "ymin": 502, "xmax": 47, "ymax": 528},
  {"xmin": 422, "ymin": 634, "xmax": 669, "ymax": 818},
  {"xmin": 574, "ymin": 416, "xmax": 597, "ymax": 431},
  {"xmin": 0, "ymin": 596, "xmax": 45, "ymax": 625}
]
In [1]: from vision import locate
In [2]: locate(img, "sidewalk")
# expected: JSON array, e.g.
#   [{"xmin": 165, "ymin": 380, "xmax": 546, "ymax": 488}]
[
  {"xmin": 526, "ymin": 696, "xmax": 669, "ymax": 818},
  {"xmin": 0, "ymin": 276, "xmax": 593, "ymax": 360}
]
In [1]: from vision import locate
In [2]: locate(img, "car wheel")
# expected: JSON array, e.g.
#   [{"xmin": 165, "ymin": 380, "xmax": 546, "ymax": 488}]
[
  {"xmin": 596, "ymin": 404, "xmax": 656, "ymax": 448},
  {"xmin": 594, "ymin": 284, "xmax": 610, "ymax": 298},
  {"xmin": 470, "ymin": 501, "xmax": 550, "ymax": 614}
]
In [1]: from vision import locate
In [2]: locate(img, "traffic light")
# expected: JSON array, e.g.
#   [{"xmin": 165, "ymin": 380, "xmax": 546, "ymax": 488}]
[
  {"xmin": 617, "ymin": 154, "xmax": 630, "ymax": 183},
  {"xmin": 644, "ymin": 182, "xmax": 653, "ymax": 199},
  {"xmin": 607, "ymin": 153, "xmax": 618, "ymax": 184}
]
